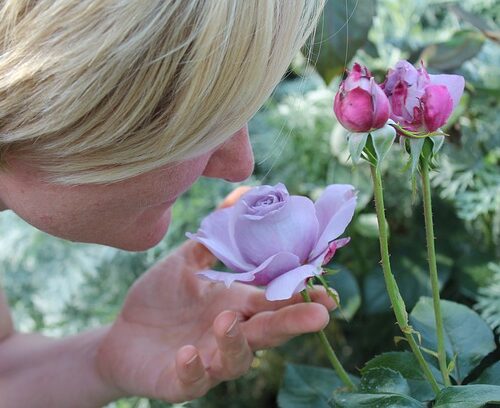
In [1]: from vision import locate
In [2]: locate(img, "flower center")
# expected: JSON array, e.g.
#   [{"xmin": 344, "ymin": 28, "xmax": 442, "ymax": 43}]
[{"xmin": 255, "ymin": 195, "xmax": 279, "ymax": 207}]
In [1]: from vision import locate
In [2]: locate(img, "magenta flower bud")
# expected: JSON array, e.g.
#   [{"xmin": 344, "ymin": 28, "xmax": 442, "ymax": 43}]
[
  {"xmin": 421, "ymin": 85, "xmax": 454, "ymax": 132},
  {"xmin": 334, "ymin": 63, "xmax": 391, "ymax": 133},
  {"xmin": 382, "ymin": 60, "xmax": 464, "ymax": 133}
]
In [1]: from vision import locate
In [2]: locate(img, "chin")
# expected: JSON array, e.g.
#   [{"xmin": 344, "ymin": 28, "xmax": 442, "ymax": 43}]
[{"xmin": 107, "ymin": 207, "xmax": 173, "ymax": 252}]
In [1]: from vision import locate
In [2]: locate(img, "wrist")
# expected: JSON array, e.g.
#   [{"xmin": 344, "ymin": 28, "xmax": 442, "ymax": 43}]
[
  {"xmin": 0, "ymin": 326, "xmax": 125, "ymax": 408},
  {"xmin": 75, "ymin": 325, "xmax": 126, "ymax": 406}
]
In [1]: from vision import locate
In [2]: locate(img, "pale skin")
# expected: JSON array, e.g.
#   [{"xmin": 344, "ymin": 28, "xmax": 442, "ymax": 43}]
[{"xmin": 0, "ymin": 126, "xmax": 336, "ymax": 406}]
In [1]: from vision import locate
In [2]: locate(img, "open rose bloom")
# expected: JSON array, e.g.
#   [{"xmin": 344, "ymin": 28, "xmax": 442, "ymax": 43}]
[{"xmin": 187, "ymin": 184, "xmax": 356, "ymax": 301}]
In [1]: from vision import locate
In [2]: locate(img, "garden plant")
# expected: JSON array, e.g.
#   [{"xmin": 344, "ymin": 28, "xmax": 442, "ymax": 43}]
[{"xmin": 0, "ymin": 0, "xmax": 498, "ymax": 407}]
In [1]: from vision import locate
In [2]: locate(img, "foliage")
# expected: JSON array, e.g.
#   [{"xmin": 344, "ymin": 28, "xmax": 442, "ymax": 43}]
[{"xmin": 0, "ymin": 0, "xmax": 498, "ymax": 407}]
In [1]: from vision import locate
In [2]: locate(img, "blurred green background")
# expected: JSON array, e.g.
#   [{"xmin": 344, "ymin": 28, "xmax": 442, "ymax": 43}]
[{"xmin": 1, "ymin": 0, "xmax": 498, "ymax": 407}]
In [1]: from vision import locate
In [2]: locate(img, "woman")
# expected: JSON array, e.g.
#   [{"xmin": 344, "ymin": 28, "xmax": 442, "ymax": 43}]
[{"xmin": 0, "ymin": 1, "xmax": 335, "ymax": 406}]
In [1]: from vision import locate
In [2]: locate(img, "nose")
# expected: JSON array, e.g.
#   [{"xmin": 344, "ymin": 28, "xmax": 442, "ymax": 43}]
[{"xmin": 202, "ymin": 125, "xmax": 254, "ymax": 182}]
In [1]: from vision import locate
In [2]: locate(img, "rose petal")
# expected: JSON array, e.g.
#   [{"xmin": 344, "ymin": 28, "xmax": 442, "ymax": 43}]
[
  {"xmin": 310, "ymin": 185, "xmax": 356, "ymax": 260},
  {"xmin": 237, "ymin": 183, "xmax": 289, "ymax": 218},
  {"xmin": 265, "ymin": 264, "xmax": 321, "ymax": 301},
  {"xmin": 234, "ymin": 196, "xmax": 319, "ymax": 265},
  {"xmin": 187, "ymin": 207, "xmax": 253, "ymax": 272},
  {"xmin": 196, "ymin": 251, "xmax": 300, "ymax": 288},
  {"xmin": 320, "ymin": 237, "xmax": 351, "ymax": 266},
  {"xmin": 421, "ymin": 84, "xmax": 453, "ymax": 132},
  {"xmin": 428, "ymin": 74, "xmax": 465, "ymax": 109}
]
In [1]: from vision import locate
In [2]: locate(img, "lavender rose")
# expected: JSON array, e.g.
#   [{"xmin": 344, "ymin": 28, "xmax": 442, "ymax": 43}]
[{"xmin": 187, "ymin": 183, "xmax": 357, "ymax": 301}]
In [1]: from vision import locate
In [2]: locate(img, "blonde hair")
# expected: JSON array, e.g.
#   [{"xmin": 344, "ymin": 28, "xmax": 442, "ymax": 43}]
[{"xmin": 0, "ymin": 0, "xmax": 324, "ymax": 184}]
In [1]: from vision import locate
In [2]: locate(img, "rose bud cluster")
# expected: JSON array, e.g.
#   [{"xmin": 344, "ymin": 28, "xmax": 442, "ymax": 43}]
[
  {"xmin": 333, "ymin": 63, "xmax": 390, "ymax": 133},
  {"xmin": 334, "ymin": 61, "xmax": 465, "ymax": 136},
  {"xmin": 188, "ymin": 183, "xmax": 356, "ymax": 301},
  {"xmin": 381, "ymin": 60, "xmax": 465, "ymax": 133}
]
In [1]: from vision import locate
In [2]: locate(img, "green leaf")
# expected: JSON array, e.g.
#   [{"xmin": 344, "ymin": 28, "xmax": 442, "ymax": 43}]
[
  {"xmin": 324, "ymin": 264, "xmax": 361, "ymax": 321},
  {"xmin": 312, "ymin": 0, "xmax": 377, "ymax": 83},
  {"xmin": 409, "ymin": 298, "xmax": 496, "ymax": 383},
  {"xmin": 361, "ymin": 351, "xmax": 442, "ymax": 401},
  {"xmin": 363, "ymin": 251, "xmax": 452, "ymax": 314},
  {"xmin": 353, "ymin": 213, "xmax": 383, "ymax": 239},
  {"xmin": 360, "ymin": 368, "xmax": 411, "ymax": 396},
  {"xmin": 278, "ymin": 364, "xmax": 346, "ymax": 408},
  {"xmin": 448, "ymin": 4, "xmax": 500, "ymax": 43},
  {"xmin": 348, "ymin": 132, "xmax": 368, "ymax": 164},
  {"xmin": 420, "ymin": 30, "xmax": 486, "ymax": 72},
  {"xmin": 456, "ymin": 252, "xmax": 498, "ymax": 299},
  {"xmin": 473, "ymin": 362, "xmax": 500, "ymax": 386},
  {"xmin": 370, "ymin": 125, "xmax": 397, "ymax": 165},
  {"xmin": 434, "ymin": 385, "xmax": 500, "ymax": 408},
  {"xmin": 331, "ymin": 392, "xmax": 425, "ymax": 407}
]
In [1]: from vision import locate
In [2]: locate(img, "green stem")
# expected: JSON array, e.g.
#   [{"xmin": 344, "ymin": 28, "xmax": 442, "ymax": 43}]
[
  {"xmin": 370, "ymin": 165, "xmax": 440, "ymax": 394},
  {"xmin": 301, "ymin": 290, "xmax": 356, "ymax": 390},
  {"xmin": 421, "ymin": 159, "xmax": 452, "ymax": 386}
]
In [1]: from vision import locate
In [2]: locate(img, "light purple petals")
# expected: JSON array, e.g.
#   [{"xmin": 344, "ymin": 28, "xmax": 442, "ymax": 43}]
[
  {"xmin": 196, "ymin": 251, "xmax": 300, "ymax": 288},
  {"xmin": 238, "ymin": 183, "xmax": 289, "ymax": 219},
  {"xmin": 310, "ymin": 185, "xmax": 356, "ymax": 260},
  {"xmin": 235, "ymin": 195, "xmax": 319, "ymax": 265},
  {"xmin": 265, "ymin": 264, "xmax": 321, "ymax": 301},
  {"xmin": 197, "ymin": 268, "xmax": 257, "ymax": 288},
  {"xmin": 428, "ymin": 74, "xmax": 465, "ymax": 109},
  {"xmin": 251, "ymin": 252, "xmax": 301, "ymax": 285},
  {"xmin": 186, "ymin": 207, "xmax": 252, "ymax": 272}
]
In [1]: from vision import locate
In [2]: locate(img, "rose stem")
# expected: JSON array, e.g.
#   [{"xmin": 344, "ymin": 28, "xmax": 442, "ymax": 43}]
[
  {"xmin": 300, "ymin": 289, "xmax": 356, "ymax": 390},
  {"xmin": 370, "ymin": 165, "xmax": 440, "ymax": 394},
  {"xmin": 420, "ymin": 158, "xmax": 452, "ymax": 386}
]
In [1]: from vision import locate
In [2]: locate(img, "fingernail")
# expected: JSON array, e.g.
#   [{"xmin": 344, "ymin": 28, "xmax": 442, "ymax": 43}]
[
  {"xmin": 225, "ymin": 317, "xmax": 239, "ymax": 338},
  {"xmin": 186, "ymin": 353, "xmax": 198, "ymax": 367}
]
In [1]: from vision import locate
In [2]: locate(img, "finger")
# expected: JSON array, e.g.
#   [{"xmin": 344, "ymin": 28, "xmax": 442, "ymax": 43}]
[
  {"xmin": 210, "ymin": 310, "xmax": 254, "ymax": 381},
  {"xmin": 173, "ymin": 345, "xmax": 212, "ymax": 401},
  {"xmin": 218, "ymin": 186, "xmax": 251, "ymax": 209},
  {"xmin": 176, "ymin": 240, "xmax": 218, "ymax": 270},
  {"xmin": 243, "ymin": 302, "xmax": 330, "ymax": 350},
  {"xmin": 245, "ymin": 285, "xmax": 337, "ymax": 315}
]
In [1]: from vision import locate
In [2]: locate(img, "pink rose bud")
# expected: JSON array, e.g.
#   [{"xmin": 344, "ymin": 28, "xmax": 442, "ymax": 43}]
[
  {"xmin": 334, "ymin": 63, "xmax": 391, "ymax": 133},
  {"xmin": 382, "ymin": 60, "xmax": 465, "ymax": 133}
]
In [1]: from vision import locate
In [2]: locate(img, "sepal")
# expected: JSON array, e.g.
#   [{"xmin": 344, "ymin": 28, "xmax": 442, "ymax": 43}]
[
  {"xmin": 370, "ymin": 123, "xmax": 397, "ymax": 166},
  {"xmin": 348, "ymin": 132, "xmax": 369, "ymax": 164}
]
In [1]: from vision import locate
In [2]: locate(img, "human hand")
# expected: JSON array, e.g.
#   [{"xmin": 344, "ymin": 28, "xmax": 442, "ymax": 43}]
[{"xmin": 96, "ymin": 188, "xmax": 337, "ymax": 403}]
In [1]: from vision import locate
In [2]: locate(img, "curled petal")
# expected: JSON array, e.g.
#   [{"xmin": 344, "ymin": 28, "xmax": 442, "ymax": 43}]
[
  {"xmin": 187, "ymin": 207, "xmax": 252, "ymax": 272},
  {"xmin": 310, "ymin": 185, "xmax": 357, "ymax": 260},
  {"xmin": 196, "ymin": 252, "xmax": 300, "ymax": 288},
  {"xmin": 321, "ymin": 237, "xmax": 351, "ymax": 266},
  {"xmin": 265, "ymin": 264, "xmax": 321, "ymax": 301},
  {"xmin": 234, "ymin": 196, "xmax": 318, "ymax": 265},
  {"xmin": 421, "ymin": 85, "xmax": 453, "ymax": 132},
  {"xmin": 429, "ymin": 74, "xmax": 465, "ymax": 109}
]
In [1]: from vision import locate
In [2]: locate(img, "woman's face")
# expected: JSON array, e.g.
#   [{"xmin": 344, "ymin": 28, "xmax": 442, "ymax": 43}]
[{"xmin": 0, "ymin": 126, "xmax": 254, "ymax": 251}]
